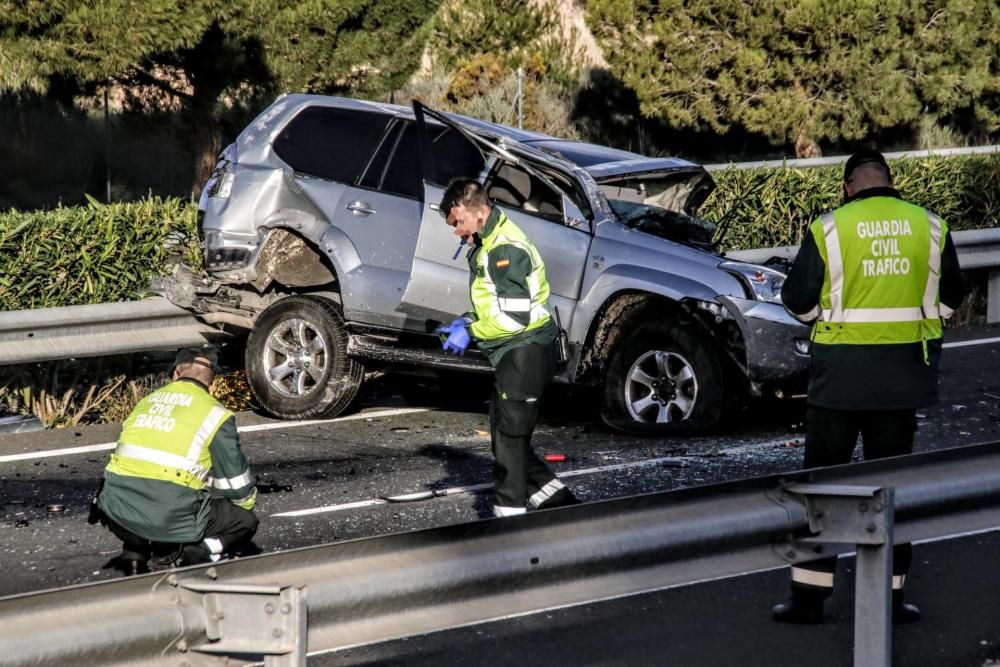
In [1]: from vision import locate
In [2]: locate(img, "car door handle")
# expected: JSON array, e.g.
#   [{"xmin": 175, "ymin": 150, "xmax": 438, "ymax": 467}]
[{"xmin": 346, "ymin": 201, "xmax": 376, "ymax": 216}]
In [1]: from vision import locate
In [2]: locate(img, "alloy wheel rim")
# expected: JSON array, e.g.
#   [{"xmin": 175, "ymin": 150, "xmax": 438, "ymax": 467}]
[
  {"xmin": 262, "ymin": 318, "xmax": 329, "ymax": 398},
  {"xmin": 624, "ymin": 350, "xmax": 698, "ymax": 423}
]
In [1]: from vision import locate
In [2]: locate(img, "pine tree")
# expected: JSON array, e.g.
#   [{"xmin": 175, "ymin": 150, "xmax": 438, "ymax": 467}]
[
  {"xmin": 0, "ymin": 0, "xmax": 440, "ymax": 191},
  {"xmin": 586, "ymin": 0, "xmax": 1000, "ymax": 156}
]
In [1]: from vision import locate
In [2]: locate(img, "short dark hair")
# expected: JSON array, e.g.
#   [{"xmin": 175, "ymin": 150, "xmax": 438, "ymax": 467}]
[
  {"xmin": 844, "ymin": 148, "xmax": 891, "ymax": 182},
  {"xmin": 173, "ymin": 347, "xmax": 218, "ymax": 372},
  {"xmin": 440, "ymin": 178, "xmax": 490, "ymax": 216}
]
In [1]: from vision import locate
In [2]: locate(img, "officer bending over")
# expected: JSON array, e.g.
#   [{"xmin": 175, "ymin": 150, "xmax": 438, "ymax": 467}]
[
  {"xmin": 94, "ymin": 348, "xmax": 258, "ymax": 573},
  {"xmin": 437, "ymin": 178, "xmax": 579, "ymax": 517}
]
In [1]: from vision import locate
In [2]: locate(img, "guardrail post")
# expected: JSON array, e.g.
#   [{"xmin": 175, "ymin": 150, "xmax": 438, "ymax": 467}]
[
  {"xmin": 178, "ymin": 581, "xmax": 307, "ymax": 666},
  {"xmin": 783, "ymin": 484, "xmax": 894, "ymax": 667},
  {"xmin": 853, "ymin": 489, "xmax": 893, "ymax": 667},
  {"xmin": 988, "ymin": 269, "xmax": 1000, "ymax": 324}
]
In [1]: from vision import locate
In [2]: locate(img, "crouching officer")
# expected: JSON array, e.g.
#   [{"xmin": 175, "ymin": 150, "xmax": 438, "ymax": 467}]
[
  {"xmin": 93, "ymin": 348, "xmax": 258, "ymax": 573},
  {"xmin": 775, "ymin": 149, "xmax": 965, "ymax": 623},
  {"xmin": 437, "ymin": 178, "xmax": 579, "ymax": 517}
]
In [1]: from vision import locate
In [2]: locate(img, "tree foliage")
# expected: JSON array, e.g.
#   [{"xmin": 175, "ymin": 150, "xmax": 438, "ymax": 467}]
[
  {"xmin": 0, "ymin": 0, "xmax": 440, "ymax": 189},
  {"xmin": 587, "ymin": 0, "xmax": 1000, "ymax": 156},
  {"xmin": 429, "ymin": 0, "xmax": 584, "ymax": 91}
]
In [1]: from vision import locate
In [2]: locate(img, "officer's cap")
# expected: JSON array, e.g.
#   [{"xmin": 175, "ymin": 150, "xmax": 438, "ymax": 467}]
[
  {"xmin": 173, "ymin": 347, "xmax": 219, "ymax": 372},
  {"xmin": 844, "ymin": 148, "xmax": 891, "ymax": 182}
]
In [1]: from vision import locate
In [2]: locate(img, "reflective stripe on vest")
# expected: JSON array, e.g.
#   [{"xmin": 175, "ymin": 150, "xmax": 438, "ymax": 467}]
[
  {"xmin": 819, "ymin": 208, "xmax": 941, "ymax": 326},
  {"xmin": 208, "ymin": 469, "xmax": 254, "ymax": 490},
  {"xmin": 116, "ymin": 443, "xmax": 208, "ymax": 479}
]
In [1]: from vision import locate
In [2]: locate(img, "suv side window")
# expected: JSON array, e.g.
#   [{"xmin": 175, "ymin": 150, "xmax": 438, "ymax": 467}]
[
  {"xmin": 432, "ymin": 126, "xmax": 486, "ymax": 184},
  {"xmin": 273, "ymin": 106, "xmax": 391, "ymax": 183},
  {"xmin": 370, "ymin": 122, "xmax": 422, "ymax": 199},
  {"xmin": 363, "ymin": 121, "xmax": 487, "ymax": 199},
  {"xmin": 488, "ymin": 162, "xmax": 563, "ymax": 221}
]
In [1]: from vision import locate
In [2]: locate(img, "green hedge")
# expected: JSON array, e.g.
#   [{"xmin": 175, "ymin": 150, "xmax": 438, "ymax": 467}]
[
  {"xmin": 0, "ymin": 196, "xmax": 200, "ymax": 311},
  {"xmin": 1, "ymin": 152, "xmax": 997, "ymax": 312},
  {"xmin": 704, "ymin": 152, "xmax": 1000, "ymax": 251}
]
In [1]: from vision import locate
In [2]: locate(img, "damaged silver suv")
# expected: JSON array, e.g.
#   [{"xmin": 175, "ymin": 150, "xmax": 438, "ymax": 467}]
[{"xmin": 158, "ymin": 93, "xmax": 810, "ymax": 434}]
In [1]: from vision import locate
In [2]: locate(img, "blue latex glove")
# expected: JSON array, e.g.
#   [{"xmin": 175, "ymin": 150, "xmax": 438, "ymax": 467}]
[{"xmin": 437, "ymin": 318, "xmax": 471, "ymax": 355}]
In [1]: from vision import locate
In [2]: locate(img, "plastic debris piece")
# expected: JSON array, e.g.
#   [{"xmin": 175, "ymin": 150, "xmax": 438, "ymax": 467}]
[{"xmin": 543, "ymin": 454, "xmax": 567, "ymax": 463}]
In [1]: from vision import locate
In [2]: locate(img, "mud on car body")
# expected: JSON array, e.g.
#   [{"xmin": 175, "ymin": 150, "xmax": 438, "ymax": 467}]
[{"xmin": 156, "ymin": 93, "xmax": 810, "ymax": 434}]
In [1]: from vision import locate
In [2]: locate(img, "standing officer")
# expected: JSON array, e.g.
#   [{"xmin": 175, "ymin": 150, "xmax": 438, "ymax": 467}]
[
  {"xmin": 95, "ymin": 348, "xmax": 258, "ymax": 572},
  {"xmin": 774, "ymin": 149, "xmax": 965, "ymax": 623},
  {"xmin": 436, "ymin": 178, "xmax": 579, "ymax": 517}
]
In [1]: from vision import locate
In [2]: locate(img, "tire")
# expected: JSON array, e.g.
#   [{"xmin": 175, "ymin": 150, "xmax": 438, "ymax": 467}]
[
  {"xmin": 600, "ymin": 321, "xmax": 726, "ymax": 435},
  {"xmin": 245, "ymin": 295, "xmax": 364, "ymax": 419}
]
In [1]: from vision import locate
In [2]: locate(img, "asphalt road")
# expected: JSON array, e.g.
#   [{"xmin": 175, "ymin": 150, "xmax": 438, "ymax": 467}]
[
  {"xmin": 325, "ymin": 531, "xmax": 1000, "ymax": 667},
  {"xmin": 1, "ymin": 326, "xmax": 999, "ymax": 663}
]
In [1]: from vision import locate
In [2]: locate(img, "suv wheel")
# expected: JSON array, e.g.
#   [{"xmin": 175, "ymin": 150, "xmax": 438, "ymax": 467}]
[
  {"xmin": 246, "ymin": 295, "xmax": 363, "ymax": 419},
  {"xmin": 601, "ymin": 322, "xmax": 725, "ymax": 434}
]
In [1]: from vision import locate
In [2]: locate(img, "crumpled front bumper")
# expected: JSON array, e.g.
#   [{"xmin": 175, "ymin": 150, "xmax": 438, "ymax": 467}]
[{"xmin": 718, "ymin": 296, "xmax": 811, "ymax": 395}]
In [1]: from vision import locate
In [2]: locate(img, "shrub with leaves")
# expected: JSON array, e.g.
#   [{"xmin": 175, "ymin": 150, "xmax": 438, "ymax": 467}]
[
  {"xmin": 705, "ymin": 152, "xmax": 1000, "ymax": 251},
  {"xmin": 0, "ymin": 196, "xmax": 200, "ymax": 310}
]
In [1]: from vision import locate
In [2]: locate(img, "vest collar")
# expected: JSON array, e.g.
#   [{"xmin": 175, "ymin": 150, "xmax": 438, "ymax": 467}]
[
  {"xmin": 845, "ymin": 186, "xmax": 901, "ymax": 204},
  {"xmin": 177, "ymin": 377, "xmax": 210, "ymax": 393},
  {"xmin": 477, "ymin": 206, "xmax": 504, "ymax": 246}
]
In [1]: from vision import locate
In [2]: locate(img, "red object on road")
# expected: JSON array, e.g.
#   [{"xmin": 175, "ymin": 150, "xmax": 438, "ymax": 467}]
[{"xmin": 544, "ymin": 454, "xmax": 567, "ymax": 462}]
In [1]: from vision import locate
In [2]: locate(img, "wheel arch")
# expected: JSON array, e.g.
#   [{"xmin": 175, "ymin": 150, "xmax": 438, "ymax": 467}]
[{"xmin": 573, "ymin": 290, "xmax": 689, "ymax": 386}]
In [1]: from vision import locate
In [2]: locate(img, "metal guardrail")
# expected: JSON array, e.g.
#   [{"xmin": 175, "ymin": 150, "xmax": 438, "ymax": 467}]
[
  {"xmin": 1, "ymin": 441, "xmax": 998, "ymax": 666},
  {"xmin": 0, "ymin": 225, "xmax": 997, "ymax": 368},
  {"xmin": 704, "ymin": 144, "xmax": 1000, "ymax": 172},
  {"xmin": 726, "ymin": 228, "xmax": 1000, "ymax": 323},
  {"xmin": 0, "ymin": 296, "xmax": 225, "ymax": 365}
]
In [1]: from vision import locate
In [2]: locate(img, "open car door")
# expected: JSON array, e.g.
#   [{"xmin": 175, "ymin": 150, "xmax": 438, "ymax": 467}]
[{"xmin": 399, "ymin": 102, "xmax": 592, "ymax": 328}]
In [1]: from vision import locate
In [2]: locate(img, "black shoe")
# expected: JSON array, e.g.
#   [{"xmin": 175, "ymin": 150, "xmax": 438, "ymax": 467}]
[
  {"xmin": 893, "ymin": 591, "xmax": 921, "ymax": 624},
  {"xmin": 178, "ymin": 543, "xmax": 213, "ymax": 566},
  {"xmin": 772, "ymin": 594, "xmax": 824, "ymax": 624},
  {"xmin": 533, "ymin": 487, "xmax": 582, "ymax": 510},
  {"xmin": 118, "ymin": 556, "xmax": 149, "ymax": 577}
]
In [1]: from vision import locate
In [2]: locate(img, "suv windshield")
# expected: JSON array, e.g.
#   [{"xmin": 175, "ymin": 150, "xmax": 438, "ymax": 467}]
[{"xmin": 600, "ymin": 175, "xmax": 716, "ymax": 247}]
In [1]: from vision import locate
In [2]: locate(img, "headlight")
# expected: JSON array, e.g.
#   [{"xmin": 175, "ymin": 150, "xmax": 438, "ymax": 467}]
[{"xmin": 719, "ymin": 261, "xmax": 786, "ymax": 303}]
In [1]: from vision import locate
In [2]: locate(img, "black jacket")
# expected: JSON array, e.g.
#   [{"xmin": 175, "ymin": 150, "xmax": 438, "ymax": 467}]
[{"xmin": 781, "ymin": 188, "xmax": 965, "ymax": 410}]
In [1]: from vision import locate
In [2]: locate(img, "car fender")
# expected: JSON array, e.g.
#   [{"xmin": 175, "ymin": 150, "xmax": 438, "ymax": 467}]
[
  {"xmin": 570, "ymin": 265, "xmax": 721, "ymax": 344},
  {"xmin": 259, "ymin": 208, "xmax": 329, "ymax": 246},
  {"xmin": 228, "ymin": 211, "xmax": 361, "ymax": 296}
]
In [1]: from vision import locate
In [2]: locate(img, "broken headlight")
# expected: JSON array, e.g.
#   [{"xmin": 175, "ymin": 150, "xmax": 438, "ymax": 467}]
[{"xmin": 719, "ymin": 261, "xmax": 786, "ymax": 304}]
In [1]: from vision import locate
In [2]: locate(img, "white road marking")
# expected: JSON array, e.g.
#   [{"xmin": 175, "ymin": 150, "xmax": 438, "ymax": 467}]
[
  {"xmin": 943, "ymin": 336, "xmax": 1000, "ymax": 349},
  {"xmin": 272, "ymin": 435, "xmax": 811, "ymax": 517},
  {"xmin": 272, "ymin": 454, "xmax": 712, "ymax": 517},
  {"xmin": 0, "ymin": 407, "xmax": 430, "ymax": 464}
]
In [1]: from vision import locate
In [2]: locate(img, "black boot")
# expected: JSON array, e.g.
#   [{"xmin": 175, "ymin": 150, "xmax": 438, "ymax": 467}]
[
  {"xmin": 533, "ymin": 487, "xmax": 581, "ymax": 510},
  {"xmin": 772, "ymin": 589, "xmax": 825, "ymax": 624},
  {"xmin": 119, "ymin": 550, "xmax": 149, "ymax": 576},
  {"xmin": 893, "ymin": 590, "xmax": 921, "ymax": 624},
  {"xmin": 179, "ymin": 543, "xmax": 213, "ymax": 566}
]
